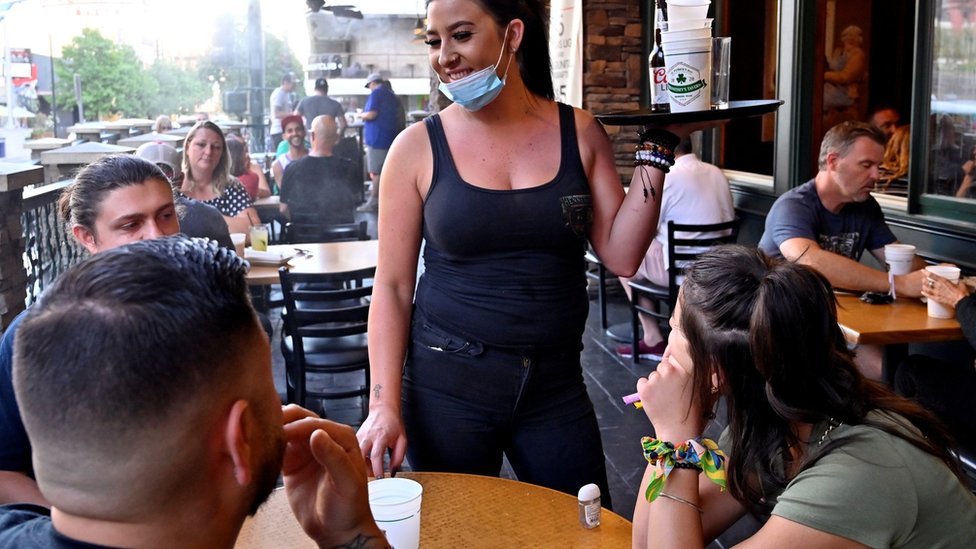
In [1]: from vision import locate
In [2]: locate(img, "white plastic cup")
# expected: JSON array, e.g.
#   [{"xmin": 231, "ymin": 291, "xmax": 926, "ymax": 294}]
[
  {"xmin": 711, "ymin": 37, "xmax": 731, "ymax": 109},
  {"xmin": 664, "ymin": 38, "xmax": 712, "ymax": 112},
  {"xmin": 666, "ymin": 18, "xmax": 713, "ymax": 31},
  {"xmin": 925, "ymin": 265, "xmax": 961, "ymax": 319},
  {"xmin": 884, "ymin": 243, "xmax": 916, "ymax": 276},
  {"xmin": 368, "ymin": 478, "xmax": 423, "ymax": 549},
  {"xmin": 661, "ymin": 27, "xmax": 712, "ymax": 42},
  {"xmin": 230, "ymin": 233, "xmax": 246, "ymax": 257},
  {"xmin": 667, "ymin": 0, "xmax": 711, "ymax": 23}
]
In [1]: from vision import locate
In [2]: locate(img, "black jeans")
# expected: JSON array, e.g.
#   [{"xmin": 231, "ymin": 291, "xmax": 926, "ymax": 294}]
[{"xmin": 402, "ymin": 310, "xmax": 613, "ymax": 509}]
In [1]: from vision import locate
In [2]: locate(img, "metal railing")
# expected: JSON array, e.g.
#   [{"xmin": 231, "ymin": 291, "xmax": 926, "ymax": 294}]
[{"xmin": 21, "ymin": 180, "xmax": 84, "ymax": 305}]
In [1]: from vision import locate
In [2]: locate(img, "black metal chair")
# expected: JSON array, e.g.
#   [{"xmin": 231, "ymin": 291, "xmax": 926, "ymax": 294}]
[
  {"xmin": 284, "ymin": 215, "xmax": 369, "ymax": 244},
  {"xmin": 627, "ymin": 218, "xmax": 740, "ymax": 364},
  {"xmin": 584, "ymin": 248, "xmax": 612, "ymax": 331},
  {"xmin": 279, "ymin": 266, "xmax": 374, "ymax": 420}
]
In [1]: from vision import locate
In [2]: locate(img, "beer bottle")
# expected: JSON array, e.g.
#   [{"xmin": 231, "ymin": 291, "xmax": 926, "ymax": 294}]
[{"xmin": 649, "ymin": 0, "xmax": 669, "ymax": 112}]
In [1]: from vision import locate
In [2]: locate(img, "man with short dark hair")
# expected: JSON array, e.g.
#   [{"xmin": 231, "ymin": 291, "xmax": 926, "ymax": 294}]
[
  {"xmin": 296, "ymin": 77, "xmax": 347, "ymax": 136},
  {"xmin": 2, "ymin": 236, "xmax": 388, "ymax": 548},
  {"xmin": 280, "ymin": 115, "xmax": 359, "ymax": 224},
  {"xmin": 273, "ymin": 114, "xmax": 309, "ymax": 191},
  {"xmin": 867, "ymin": 105, "xmax": 900, "ymax": 141},
  {"xmin": 269, "ymin": 72, "xmax": 297, "ymax": 150},
  {"xmin": 759, "ymin": 121, "xmax": 926, "ymax": 297}
]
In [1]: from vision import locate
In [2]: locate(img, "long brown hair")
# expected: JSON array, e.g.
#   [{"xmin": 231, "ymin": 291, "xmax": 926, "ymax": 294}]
[{"xmin": 680, "ymin": 246, "xmax": 964, "ymax": 504}]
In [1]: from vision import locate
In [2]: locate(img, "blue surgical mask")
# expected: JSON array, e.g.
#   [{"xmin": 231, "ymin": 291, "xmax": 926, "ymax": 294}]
[{"xmin": 438, "ymin": 26, "xmax": 514, "ymax": 111}]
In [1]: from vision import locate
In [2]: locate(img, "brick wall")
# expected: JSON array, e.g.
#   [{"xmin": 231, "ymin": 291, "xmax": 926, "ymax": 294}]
[{"xmin": 583, "ymin": 1, "xmax": 644, "ymax": 183}]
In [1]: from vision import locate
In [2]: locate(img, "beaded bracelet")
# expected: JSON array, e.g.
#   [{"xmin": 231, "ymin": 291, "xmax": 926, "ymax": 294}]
[
  {"xmin": 633, "ymin": 128, "xmax": 679, "ymax": 202},
  {"xmin": 640, "ymin": 436, "xmax": 727, "ymax": 502}
]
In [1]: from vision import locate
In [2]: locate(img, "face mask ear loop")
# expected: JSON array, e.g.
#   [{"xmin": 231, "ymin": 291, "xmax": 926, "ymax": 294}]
[{"xmin": 497, "ymin": 25, "xmax": 514, "ymax": 82}]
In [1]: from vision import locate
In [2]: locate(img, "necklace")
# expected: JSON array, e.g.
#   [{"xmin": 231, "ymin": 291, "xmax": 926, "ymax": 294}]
[{"xmin": 817, "ymin": 417, "xmax": 841, "ymax": 446}]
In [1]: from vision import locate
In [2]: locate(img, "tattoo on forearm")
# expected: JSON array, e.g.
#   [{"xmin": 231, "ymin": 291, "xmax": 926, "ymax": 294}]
[
  {"xmin": 324, "ymin": 533, "xmax": 391, "ymax": 549},
  {"xmin": 373, "ymin": 383, "xmax": 383, "ymax": 398}
]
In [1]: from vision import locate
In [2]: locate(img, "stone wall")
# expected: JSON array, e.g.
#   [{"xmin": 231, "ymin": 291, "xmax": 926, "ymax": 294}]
[{"xmin": 583, "ymin": 1, "xmax": 644, "ymax": 183}]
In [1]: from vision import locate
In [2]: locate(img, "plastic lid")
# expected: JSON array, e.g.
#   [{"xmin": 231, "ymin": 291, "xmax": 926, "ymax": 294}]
[{"xmin": 577, "ymin": 483, "xmax": 601, "ymax": 500}]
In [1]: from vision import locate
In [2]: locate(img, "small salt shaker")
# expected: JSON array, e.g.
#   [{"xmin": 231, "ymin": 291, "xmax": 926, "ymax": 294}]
[{"xmin": 577, "ymin": 483, "xmax": 601, "ymax": 528}]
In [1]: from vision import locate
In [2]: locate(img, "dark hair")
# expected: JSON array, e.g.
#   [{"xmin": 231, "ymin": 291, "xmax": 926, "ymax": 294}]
[
  {"xmin": 675, "ymin": 136, "xmax": 694, "ymax": 156},
  {"xmin": 13, "ymin": 236, "xmax": 255, "ymax": 486},
  {"xmin": 428, "ymin": 0, "xmax": 554, "ymax": 100},
  {"xmin": 818, "ymin": 121, "xmax": 886, "ymax": 170},
  {"xmin": 225, "ymin": 135, "xmax": 249, "ymax": 178},
  {"xmin": 57, "ymin": 154, "xmax": 171, "ymax": 236},
  {"xmin": 680, "ymin": 245, "xmax": 963, "ymax": 504},
  {"xmin": 182, "ymin": 120, "xmax": 231, "ymax": 194}
]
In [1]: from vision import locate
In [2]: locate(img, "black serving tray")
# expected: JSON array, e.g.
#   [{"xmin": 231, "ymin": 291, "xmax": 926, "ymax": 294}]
[{"xmin": 595, "ymin": 99, "xmax": 784, "ymax": 126}]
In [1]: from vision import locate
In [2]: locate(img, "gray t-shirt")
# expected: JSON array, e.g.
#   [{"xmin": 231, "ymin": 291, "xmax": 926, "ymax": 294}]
[
  {"xmin": 758, "ymin": 180, "xmax": 896, "ymax": 260},
  {"xmin": 175, "ymin": 196, "xmax": 233, "ymax": 249},
  {"xmin": 269, "ymin": 86, "xmax": 295, "ymax": 135},
  {"xmin": 296, "ymin": 95, "xmax": 345, "ymax": 129}
]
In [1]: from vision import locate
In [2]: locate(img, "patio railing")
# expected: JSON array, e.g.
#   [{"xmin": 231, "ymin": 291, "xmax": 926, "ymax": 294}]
[{"xmin": 21, "ymin": 180, "xmax": 83, "ymax": 305}]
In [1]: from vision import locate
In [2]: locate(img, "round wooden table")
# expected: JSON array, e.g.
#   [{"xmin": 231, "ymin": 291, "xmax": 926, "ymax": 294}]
[
  {"xmin": 245, "ymin": 240, "xmax": 378, "ymax": 286},
  {"xmin": 236, "ymin": 472, "xmax": 632, "ymax": 548}
]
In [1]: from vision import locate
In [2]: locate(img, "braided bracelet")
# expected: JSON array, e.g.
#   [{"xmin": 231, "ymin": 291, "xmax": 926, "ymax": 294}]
[{"xmin": 640, "ymin": 436, "xmax": 727, "ymax": 502}]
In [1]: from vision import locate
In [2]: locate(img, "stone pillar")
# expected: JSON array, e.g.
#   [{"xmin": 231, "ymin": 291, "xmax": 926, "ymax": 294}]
[{"xmin": 0, "ymin": 163, "xmax": 42, "ymax": 332}]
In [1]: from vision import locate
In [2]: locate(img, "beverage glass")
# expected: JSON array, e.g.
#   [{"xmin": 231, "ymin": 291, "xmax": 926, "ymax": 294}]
[
  {"xmin": 368, "ymin": 478, "xmax": 423, "ymax": 549},
  {"xmin": 230, "ymin": 233, "xmax": 246, "ymax": 257},
  {"xmin": 249, "ymin": 224, "xmax": 270, "ymax": 252},
  {"xmin": 924, "ymin": 265, "xmax": 961, "ymax": 319},
  {"xmin": 711, "ymin": 37, "xmax": 732, "ymax": 109}
]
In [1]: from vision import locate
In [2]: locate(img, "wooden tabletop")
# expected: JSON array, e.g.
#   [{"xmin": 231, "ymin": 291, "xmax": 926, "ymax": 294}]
[
  {"xmin": 835, "ymin": 292, "xmax": 963, "ymax": 346},
  {"xmin": 251, "ymin": 195, "xmax": 280, "ymax": 209},
  {"xmin": 236, "ymin": 472, "xmax": 632, "ymax": 548},
  {"xmin": 246, "ymin": 240, "xmax": 378, "ymax": 285}
]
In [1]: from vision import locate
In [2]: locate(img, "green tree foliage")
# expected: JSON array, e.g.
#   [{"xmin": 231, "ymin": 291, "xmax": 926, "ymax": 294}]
[
  {"xmin": 147, "ymin": 60, "xmax": 211, "ymax": 117},
  {"xmin": 54, "ymin": 28, "xmax": 154, "ymax": 119}
]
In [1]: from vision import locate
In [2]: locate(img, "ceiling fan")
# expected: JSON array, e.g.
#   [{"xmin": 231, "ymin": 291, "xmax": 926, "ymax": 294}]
[{"xmin": 306, "ymin": 0, "xmax": 363, "ymax": 19}]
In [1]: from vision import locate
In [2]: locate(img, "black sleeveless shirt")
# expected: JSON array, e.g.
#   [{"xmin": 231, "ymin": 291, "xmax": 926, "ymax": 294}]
[{"xmin": 416, "ymin": 103, "xmax": 592, "ymax": 347}]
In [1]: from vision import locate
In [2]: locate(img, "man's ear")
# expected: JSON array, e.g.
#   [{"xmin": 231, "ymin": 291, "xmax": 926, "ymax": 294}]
[
  {"xmin": 825, "ymin": 151, "xmax": 839, "ymax": 172},
  {"xmin": 71, "ymin": 225, "xmax": 99, "ymax": 254},
  {"xmin": 223, "ymin": 400, "xmax": 253, "ymax": 487}
]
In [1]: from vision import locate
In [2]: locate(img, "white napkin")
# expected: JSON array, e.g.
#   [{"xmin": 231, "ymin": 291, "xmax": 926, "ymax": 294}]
[{"xmin": 244, "ymin": 248, "xmax": 290, "ymax": 262}]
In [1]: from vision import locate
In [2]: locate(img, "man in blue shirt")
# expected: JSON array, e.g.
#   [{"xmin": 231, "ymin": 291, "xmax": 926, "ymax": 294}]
[
  {"xmin": 358, "ymin": 73, "xmax": 403, "ymax": 212},
  {"xmin": 758, "ymin": 121, "xmax": 928, "ymax": 380}
]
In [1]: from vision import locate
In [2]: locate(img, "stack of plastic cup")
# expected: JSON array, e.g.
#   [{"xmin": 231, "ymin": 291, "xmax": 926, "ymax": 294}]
[{"xmin": 661, "ymin": 0, "xmax": 713, "ymax": 112}]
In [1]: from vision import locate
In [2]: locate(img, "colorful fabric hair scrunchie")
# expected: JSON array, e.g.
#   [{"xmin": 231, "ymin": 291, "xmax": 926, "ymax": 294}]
[{"xmin": 641, "ymin": 436, "xmax": 727, "ymax": 502}]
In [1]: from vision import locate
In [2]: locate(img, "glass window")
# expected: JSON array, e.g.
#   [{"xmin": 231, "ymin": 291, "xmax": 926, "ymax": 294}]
[{"xmin": 927, "ymin": 0, "xmax": 976, "ymax": 201}]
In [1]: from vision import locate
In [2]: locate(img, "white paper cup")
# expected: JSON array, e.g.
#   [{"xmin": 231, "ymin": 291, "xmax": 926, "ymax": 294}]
[
  {"xmin": 230, "ymin": 233, "xmax": 246, "ymax": 257},
  {"xmin": 925, "ymin": 265, "xmax": 961, "ymax": 319},
  {"xmin": 667, "ymin": 0, "xmax": 711, "ymax": 22},
  {"xmin": 664, "ymin": 38, "xmax": 712, "ymax": 112},
  {"xmin": 368, "ymin": 478, "xmax": 423, "ymax": 549},
  {"xmin": 884, "ymin": 243, "xmax": 916, "ymax": 276}
]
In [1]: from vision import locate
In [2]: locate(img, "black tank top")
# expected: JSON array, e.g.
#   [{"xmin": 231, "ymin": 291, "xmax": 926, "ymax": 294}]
[{"xmin": 416, "ymin": 102, "xmax": 592, "ymax": 347}]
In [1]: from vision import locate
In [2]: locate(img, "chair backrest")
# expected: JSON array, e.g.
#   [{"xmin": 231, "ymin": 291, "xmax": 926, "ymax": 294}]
[
  {"xmin": 285, "ymin": 218, "xmax": 369, "ymax": 244},
  {"xmin": 665, "ymin": 217, "xmax": 740, "ymax": 308},
  {"xmin": 279, "ymin": 266, "xmax": 375, "ymax": 343}
]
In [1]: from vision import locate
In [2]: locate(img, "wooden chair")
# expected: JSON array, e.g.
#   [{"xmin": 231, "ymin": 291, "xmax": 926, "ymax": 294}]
[
  {"xmin": 279, "ymin": 266, "xmax": 374, "ymax": 420},
  {"xmin": 627, "ymin": 218, "xmax": 740, "ymax": 364}
]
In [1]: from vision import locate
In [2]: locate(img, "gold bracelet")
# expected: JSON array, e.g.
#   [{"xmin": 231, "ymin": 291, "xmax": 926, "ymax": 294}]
[{"xmin": 658, "ymin": 492, "xmax": 703, "ymax": 513}]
